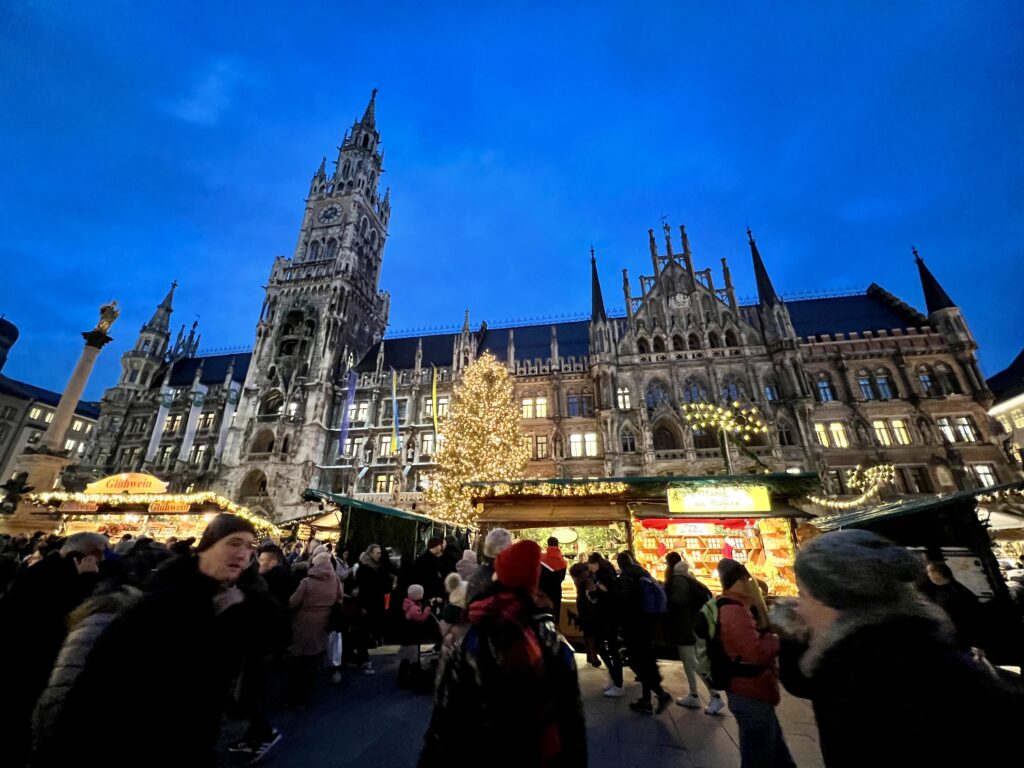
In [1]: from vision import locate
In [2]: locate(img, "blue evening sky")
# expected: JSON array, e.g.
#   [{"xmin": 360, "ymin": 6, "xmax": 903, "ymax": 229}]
[{"xmin": 1, "ymin": 1, "xmax": 1022, "ymax": 400}]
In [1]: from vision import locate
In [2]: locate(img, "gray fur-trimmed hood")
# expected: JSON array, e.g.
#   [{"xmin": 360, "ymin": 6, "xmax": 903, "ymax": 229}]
[{"xmin": 800, "ymin": 589, "xmax": 956, "ymax": 676}]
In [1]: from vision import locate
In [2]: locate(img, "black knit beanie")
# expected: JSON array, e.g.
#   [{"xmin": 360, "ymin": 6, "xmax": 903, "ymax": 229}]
[
  {"xmin": 196, "ymin": 514, "xmax": 256, "ymax": 552},
  {"xmin": 717, "ymin": 558, "xmax": 752, "ymax": 590},
  {"xmin": 795, "ymin": 530, "xmax": 923, "ymax": 609}
]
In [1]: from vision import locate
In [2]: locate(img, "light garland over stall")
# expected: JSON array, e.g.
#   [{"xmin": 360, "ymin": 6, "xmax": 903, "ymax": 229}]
[{"xmin": 805, "ymin": 463, "xmax": 897, "ymax": 510}]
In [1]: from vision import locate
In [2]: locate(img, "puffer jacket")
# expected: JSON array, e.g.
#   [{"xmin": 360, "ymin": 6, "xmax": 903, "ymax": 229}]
[
  {"xmin": 289, "ymin": 558, "xmax": 342, "ymax": 656},
  {"xmin": 31, "ymin": 586, "xmax": 142, "ymax": 753},
  {"xmin": 717, "ymin": 587, "xmax": 781, "ymax": 705}
]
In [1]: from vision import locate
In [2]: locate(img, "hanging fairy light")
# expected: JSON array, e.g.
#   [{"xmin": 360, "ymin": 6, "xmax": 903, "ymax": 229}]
[
  {"xmin": 805, "ymin": 463, "xmax": 897, "ymax": 510},
  {"xmin": 679, "ymin": 400, "xmax": 771, "ymax": 443}
]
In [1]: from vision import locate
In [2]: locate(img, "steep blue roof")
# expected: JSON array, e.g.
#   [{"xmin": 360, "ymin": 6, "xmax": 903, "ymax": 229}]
[
  {"xmin": 168, "ymin": 353, "xmax": 251, "ymax": 387},
  {"xmin": 784, "ymin": 286, "xmax": 925, "ymax": 338},
  {"xmin": 987, "ymin": 348, "xmax": 1024, "ymax": 405}
]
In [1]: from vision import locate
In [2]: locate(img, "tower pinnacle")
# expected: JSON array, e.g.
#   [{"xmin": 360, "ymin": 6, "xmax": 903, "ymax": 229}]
[
  {"xmin": 748, "ymin": 228, "xmax": 780, "ymax": 307},
  {"xmin": 914, "ymin": 246, "xmax": 956, "ymax": 314},
  {"xmin": 362, "ymin": 88, "xmax": 377, "ymax": 128},
  {"xmin": 590, "ymin": 247, "xmax": 607, "ymax": 322}
]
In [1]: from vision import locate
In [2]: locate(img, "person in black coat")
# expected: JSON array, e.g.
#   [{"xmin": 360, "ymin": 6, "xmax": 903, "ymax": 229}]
[
  {"xmin": 781, "ymin": 530, "xmax": 1023, "ymax": 768},
  {"xmin": 355, "ymin": 543, "xmax": 394, "ymax": 671},
  {"xmin": 615, "ymin": 551, "xmax": 672, "ymax": 714},
  {"xmin": 923, "ymin": 561, "xmax": 981, "ymax": 650},
  {"xmin": 665, "ymin": 560, "xmax": 723, "ymax": 712},
  {"xmin": 0, "ymin": 532, "xmax": 106, "ymax": 767},
  {"xmin": 33, "ymin": 515, "xmax": 258, "ymax": 768},
  {"xmin": 413, "ymin": 537, "xmax": 446, "ymax": 601},
  {"xmin": 587, "ymin": 553, "xmax": 625, "ymax": 695}
]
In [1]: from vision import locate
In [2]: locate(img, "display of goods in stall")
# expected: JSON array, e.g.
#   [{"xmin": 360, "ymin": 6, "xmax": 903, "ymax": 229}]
[{"xmin": 632, "ymin": 517, "xmax": 798, "ymax": 597}]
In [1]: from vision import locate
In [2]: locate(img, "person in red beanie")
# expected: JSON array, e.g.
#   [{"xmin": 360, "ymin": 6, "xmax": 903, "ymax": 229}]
[{"xmin": 419, "ymin": 540, "xmax": 586, "ymax": 768}]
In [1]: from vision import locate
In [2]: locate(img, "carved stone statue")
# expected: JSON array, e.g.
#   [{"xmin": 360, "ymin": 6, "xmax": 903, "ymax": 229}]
[{"xmin": 95, "ymin": 301, "xmax": 120, "ymax": 334}]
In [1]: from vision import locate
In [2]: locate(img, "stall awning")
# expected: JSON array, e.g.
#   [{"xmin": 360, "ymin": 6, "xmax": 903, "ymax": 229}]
[
  {"xmin": 475, "ymin": 500, "xmax": 630, "ymax": 526},
  {"xmin": 300, "ymin": 488, "xmax": 436, "ymax": 525},
  {"xmin": 812, "ymin": 480, "xmax": 1024, "ymax": 532}
]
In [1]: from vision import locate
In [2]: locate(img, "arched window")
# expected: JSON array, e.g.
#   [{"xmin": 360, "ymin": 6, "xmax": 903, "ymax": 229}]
[
  {"xmin": 875, "ymin": 368, "xmax": 895, "ymax": 400},
  {"xmin": 652, "ymin": 426, "xmax": 678, "ymax": 450},
  {"xmin": 672, "ymin": 334, "xmax": 685, "ymax": 351},
  {"xmin": 721, "ymin": 377, "xmax": 741, "ymax": 402},
  {"xmin": 369, "ymin": 230, "xmax": 378, "ymax": 247},
  {"xmin": 281, "ymin": 436, "xmax": 290, "ymax": 454},
  {"xmin": 816, "ymin": 373, "xmax": 835, "ymax": 402},
  {"xmin": 360, "ymin": 217, "xmax": 369, "ymax": 237},
  {"xmin": 637, "ymin": 338, "xmax": 649, "ymax": 354},
  {"xmin": 917, "ymin": 365, "xmax": 936, "ymax": 396},
  {"xmin": 777, "ymin": 421, "xmax": 795, "ymax": 446},
  {"xmin": 362, "ymin": 134, "xmax": 370, "ymax": 148},
  {"xmin": 688, "ymin": 332, "xmax": 701, "ymax": 350},
  {"xmin": 141, "ymin": 339, "xmax": 150, "ymax": 353},
  {"xmin": 708, "ymin": 331, "xmax": 721, "ymax": 348},
  {"xmin": 324, "ymin": 239, "xmax": 338, "ymax": 261},
  {"xmin": 857, "ymin": 369, "xmax": 875, "ymax": 400},
  {"xmin": 692, "ymin": 426, "xmax": 718, "ymax": 450},
  {"xmin": 259, "ymin": 390, "xmax": 284, "ymax": 416},
  {"xmin": 621, "ymin": 428, "xmax": 637, "ymax": 453},
  {"xmin": 307, "ymin": 241, "xmax": 322, "ymax": 261},
  {"xmin": 250, "ymin": 429, "xmax": 275, "ymax": 455},
  {"xmin": 616, "ymin": 387, "xmax": 632, "ymax": 410},
  {"xmin": 342, "ymin": 161, "xmax": 351, "ymax": 178},
  {"xmin": 239, "ymin": 469, "xmax": 268, "ymax": 497},
  {"xmin": 653, "ymin": 336, "xmax": 666, "ymax": 353},
  {"xmin": 763, "ymin": 377, "xmax": 779, "ymax": 402},
  {"xmin": 724, "ymin": 329, "xmax": 740, "ymax": 347},
  {"xmin": 935, "ymin": 363, "xmax": 962, "ymax": 395},
  {"xmin": 681, "ymin": 378, "xmax": 706, "ymax": 403},
  {"xmin": 646, "ymin": 379, "xmax": 672, "ymax": 411},
  {"xmin": 368, "ymin": 173, "xmax": 375, "ymax": 190}
]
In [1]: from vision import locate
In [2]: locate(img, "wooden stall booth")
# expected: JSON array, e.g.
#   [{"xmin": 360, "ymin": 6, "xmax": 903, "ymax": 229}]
[
  {"xmin": 27, "ymin": 471, "xmax": 282, "ymax": 541},
  {"xmin": 470, "ymin": 474, "xmax": 819, "ymax": 634}
]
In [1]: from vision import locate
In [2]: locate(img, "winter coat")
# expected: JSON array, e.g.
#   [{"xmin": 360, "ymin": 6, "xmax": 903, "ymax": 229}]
[
  {"xmin": 412, "ymin": 551, "xmax": 445, "ymax": 601},
  {"xmin": 539, "ymin": 546, "xmax": 567, "ymax": 614},
  {"xmin": 31, "ymin": 586, "xmax": 142, "ymax": 756},
  {"xmin": 615, "ymin": 563, "xmax": 654, "ymax": 639},
  {"xmin": 664, "ymin": 572, "xmax": 712, "ymax": 646},
  {"xmin": 717, "ymin": 587, "xmax": 781, "ymax": 704},
  {"xmin": 356, "ymin": 552, "xmax": 393, "ymax": 614},
  {"xmin": 587, "ymin": 564, "xmax": 620, "ymax": 638},
  {"xmin": 779, "ymin": 596, "xmax": 1023, "ymax": 767},
  {"xmin": 466, "ymin": 561, "xmax": 496, "ymax": 604},
  {"xmin": 35, "ymin": 554, "xmax": 257, "ymax": 768},
  {"xmin": 925, "ymin": 579, "xmax": 980, "ymax": 649},
  {"xmin": 399, "ymin": 597, "xmax": 436, "ymax": 646},
  {"xmin": 289, "ymin": 558, "xmax": 343, "ymax": 656},
  {"xmin": 419, "ymin": 587, "xmax": 587, "ymax": 768}
]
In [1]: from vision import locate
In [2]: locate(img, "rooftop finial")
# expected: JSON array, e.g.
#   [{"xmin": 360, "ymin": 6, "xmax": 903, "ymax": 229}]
[
  {"xmin": 912, "ymin": 244, "xmax": 921, "ymax": 262},
  {"xmin": 362, "ymin": 88, "xmax": 377, "ymax": 128},
  {"xmin": 747, "ymin": 227, "xmax": 755, "ymax": 245}
]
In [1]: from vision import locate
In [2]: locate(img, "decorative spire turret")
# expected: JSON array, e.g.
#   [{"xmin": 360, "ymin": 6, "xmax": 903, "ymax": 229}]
[
  {"xmin": 648, "ymin": 229, "xmax": 660, "ymax": 276},
  {"xmin": 749, "ymin": 228, "xmax": 780, "ymax": 307},
  {"xmin": 590, "ymin": 246, "xmax": 607, "ymax": 322},
  {"xmin": 361, "ymin": 88, "xmax": 377, "ymax": 129},
  {"xmin": 914, "ymin": 246, "xmax": 956, "ymax": 314},
  {"xmin": 143, "ymin": 281, "xmax": 177, "ymax": 335}
]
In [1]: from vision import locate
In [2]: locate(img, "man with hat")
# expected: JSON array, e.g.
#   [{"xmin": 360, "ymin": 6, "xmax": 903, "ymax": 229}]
[
  {"xmin": 413, "ymin": 536, "xmax": 447, "ymax": 602},
  {"xmin": 34, "ymin": 514, "xmax": 262, "ymax": 768},
  {"xmin": 419, "ymin": 540, "xmax": 586, "ymax": 767}
]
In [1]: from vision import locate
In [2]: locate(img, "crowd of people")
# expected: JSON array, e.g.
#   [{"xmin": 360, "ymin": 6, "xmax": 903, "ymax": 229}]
[{"xmin": 2, "ymin": 522, "xmax": 1023, "ymax": 768}]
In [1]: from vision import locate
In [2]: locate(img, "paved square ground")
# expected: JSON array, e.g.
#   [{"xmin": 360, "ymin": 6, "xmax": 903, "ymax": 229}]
[{"xmin": 222, "ymin": 648, "xmax": 824, "ymax": 767}]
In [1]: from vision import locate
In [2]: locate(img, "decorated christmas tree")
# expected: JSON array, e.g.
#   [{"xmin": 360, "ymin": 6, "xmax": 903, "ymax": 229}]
[{"xmin": 426, "ymin": 352, "xmax": 529, "ymax": 525}]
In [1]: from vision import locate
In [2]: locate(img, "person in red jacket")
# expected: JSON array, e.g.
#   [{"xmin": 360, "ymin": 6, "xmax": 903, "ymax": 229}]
[{"xmin": 716, "ymin": 558, "xmax": 795, "ymax": 768}]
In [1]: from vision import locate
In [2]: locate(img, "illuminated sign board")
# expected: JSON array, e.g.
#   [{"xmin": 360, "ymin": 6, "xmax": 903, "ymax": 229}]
[
  {"xmin": 59, "ymin": 501, "xmax": 99, "ymax": 513},
  {"xmin": 667, "ymin": 485, "xmax": 771, "ymax": 514},
  {"xmin": 148, "ymin": 501, "xmax": 191, "ymax": 513},
  {"xmin": 85, "ymin": 473, "xmax": 169, "ymax": 495}
]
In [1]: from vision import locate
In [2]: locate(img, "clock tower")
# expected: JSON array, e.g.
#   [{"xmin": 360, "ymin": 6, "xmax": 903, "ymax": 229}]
[{"xmin": 217, "ymin": 91, "xmax": 391, "ymax": 520}]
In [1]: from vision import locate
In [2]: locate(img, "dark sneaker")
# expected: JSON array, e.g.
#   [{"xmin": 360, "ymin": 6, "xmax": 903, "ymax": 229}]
[
  {"xmin": 247, "ymin": 730, "xmax": 282, "ymax": 764},
  {"xmin": 655, "ymin": 691, "xmax": 673, "ymax": 714},
  {"xmin": 629, "ymin": 698, "xmax": 654, "ymax": 714}
]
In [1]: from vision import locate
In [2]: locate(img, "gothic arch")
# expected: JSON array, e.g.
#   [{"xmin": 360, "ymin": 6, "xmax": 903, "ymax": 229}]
[
  {"xmin": 249, "ymin": 429, "xmax": 275, "ymax": 455},
  {"xmin": 637, "ymin": 338, "xmax": 650, "ymax": 354},
  {"xmin": 651, "ymin": 419, "xmax": 683, "ymax": 451},
  {"xmin": 708, "ymin": 331, "xmax": 721, "ymax": 348},
  {"xmin": 238, "ymin": 469, "xmax": 268, "ymax": 497},
  {"xmin": 724, "ymin": 328, "xmax": 740, "ymax": 347},
  {"xmin": 680, "ymin": 376, "xmax": 707, "ymax": 403},
  {"xmin": 672, "ymin": 334, "xmax": 685, "ymax": 351},
  {"xmin": 688, "ymin": 332, "xmax": 701, "ymax": 350},
  {"xmin": 645, "ymin": 378, "xmax": 672, "ymax": 411},
  {"xmin": 653, "ymin": 336, "xmax": 666, "ymax": 353}
]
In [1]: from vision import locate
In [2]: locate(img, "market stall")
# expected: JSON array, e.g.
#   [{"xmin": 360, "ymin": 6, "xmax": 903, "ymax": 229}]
[
  {"xmin": 810, "ymin": 480, "xmax": 1024, "ymax": 664},
  {"xmin": 27, "ymin": 471, "xmax": 282, "ymax": 541},
  {"xmin": 470, "ymin": 474, "xmax": 819, "ymax": 630}
]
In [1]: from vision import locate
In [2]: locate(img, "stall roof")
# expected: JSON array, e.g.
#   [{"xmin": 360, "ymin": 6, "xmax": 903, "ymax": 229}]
[
  {"xmin": 302, "ymin": 488, "xmax": 436, "ymax": 525},
  {"xmin": 468, "ymin": 474, "xmax": 820, "ymax": 502},
  {"xmin": 812, "ymin": 480, "xmax": 1024, "ymax": 532}
]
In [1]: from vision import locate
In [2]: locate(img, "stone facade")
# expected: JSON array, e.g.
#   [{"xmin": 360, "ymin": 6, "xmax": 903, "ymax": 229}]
[{"xmin": 68, "ymin": 94, "xmax": 1019, "ymax": 522}]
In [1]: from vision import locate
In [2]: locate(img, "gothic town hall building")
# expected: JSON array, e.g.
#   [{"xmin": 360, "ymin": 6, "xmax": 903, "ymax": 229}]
[{"xmin": 73, "ymin": 94, "xmax": 1018, "ymax": 523}]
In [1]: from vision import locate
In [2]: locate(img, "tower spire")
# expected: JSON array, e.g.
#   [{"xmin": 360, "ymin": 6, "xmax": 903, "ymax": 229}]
[
  {"xmin": 748, "ymin": 228, "xmax": 780, "ymax": 306},
  {"xmin": 144, "ymin": 281, "xmax": 177, "ymax": 334},
  {"xmin": 913, "ymin": 246, "xmax": 956, "ymax": 314},
  {"xmin": 361, "ymin": 88, "xmax": 377, "ymax": 128},
  {"xmin": 590, "ymin": 246, "xmax": 607, "ymax": 322}
]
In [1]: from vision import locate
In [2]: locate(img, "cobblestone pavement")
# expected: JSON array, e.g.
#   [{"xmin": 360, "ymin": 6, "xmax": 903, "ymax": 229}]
[{"xmin": 221, "ymin": 647, "xmax": 824, "ymax": 767}]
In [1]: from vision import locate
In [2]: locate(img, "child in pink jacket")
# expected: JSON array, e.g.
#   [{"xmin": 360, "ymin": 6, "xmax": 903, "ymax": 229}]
[{"xmin": 397, "ymin": 584, "xmax": 433, "ymax": 688}]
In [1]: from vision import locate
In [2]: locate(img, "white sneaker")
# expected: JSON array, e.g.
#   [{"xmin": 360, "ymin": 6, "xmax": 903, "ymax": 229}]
[
  {"xmin": 705, "ymin": 696, "xmax": 725, "ymax": 715},
  {"xmin": 361, "ymin": 662, "xmax": 376, "ymax": 676},
  {"xmin": 676, "ymin": 693, "xmax": 701, "ymax": 709},
  {"xmin": 331, "ymin": 670, "xmax": 342, "ymax": 684},
  {"xmin": 603, "ymin": 685, "xmax": 626, "ymax": 698}
]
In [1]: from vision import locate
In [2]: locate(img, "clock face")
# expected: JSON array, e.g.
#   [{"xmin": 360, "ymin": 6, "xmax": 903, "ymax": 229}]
[{"xmin": 318, "ymin": 206, "xmax": 340, "ymax": 224}]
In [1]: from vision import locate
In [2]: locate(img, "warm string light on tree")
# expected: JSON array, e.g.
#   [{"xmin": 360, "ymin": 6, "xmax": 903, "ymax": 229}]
[
  {"xmin": 471, "ymin": 480, "xmax": 629, "ymax": 498},
  {"xmin": 679, "ymin": 401, "xmax": 770, "ymax": 441},
  {"xmin": 805, "ymin": 463, "xmax": 897, "ymax": 510},
  {"xmin": 426, "ymin": 352, "xmax": 530, "ymax": 526}
]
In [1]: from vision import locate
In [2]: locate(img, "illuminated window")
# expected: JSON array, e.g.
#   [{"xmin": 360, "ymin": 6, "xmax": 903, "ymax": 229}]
[
  {"xmin": 85, "ymin": 423, "xmax": 93, "ymax": 434},
  {"xmin": 164, "ymin": 414, "xmax": 182, "ymax": 434},
  {"xmin": 374, "ymin": 473, "xmax": 394, "ymax": 493},
  {"xmin": 198, "ymin": 412, "xmax": 216, "ymax": 431},
  {"xmin": 44, "ymin": 412, "xmax": 54, "ymax": 424},
  {"xmin": 935, "ymin": 417, "xmax": 957, "ymax": 443},
  {"xmin": 873, "ymin": 420, "xmax": 892, "ymax": 446},
  {"xmin": 569, "ymin": 433, "xmax": 585, "ymax": 457},
  {"xmin": 64, "ymin": 439, "xmax": 76, "ymax": 451},
  {"xmin": 378, "ymin": 434, "xmax": 393, "ymax": 456},
  {"xmin": 828, "ymin": 422, "xmax": 849, "ymax": 448},
  {"xmin": 348, "ymin": 401, "xmax": 369, "ymax": 424},
  {"xmin": 972, "ymin": 464, "xmax": 997, "ymax": 488},
  {"xmin": 1013, "ymin": 410, "xmax": 1024, "ymax": 428},
  {"xmin": 814, "ymin": 423, "xmax": 830, "ymax": 447},
  {"xmin": 77, "ymin": 442, "xmax": 85, "ymax": 456},
  {"xmin": 342, "ymin": 437, "xmax": 356, "ymax": 457},
  {"xmin": 617, "ymin": 388, "xmax": 631, "ymax": 410},
  {"xmin": 420, "ymin": 433, "xmax": 435, "ymax": 456},
  {"xmin": 72, "ymin": 419, "xmax": 84, "ymax": 432},
  {"xmin": 437, "ymin": 397, "xmax": 449, "ymax": 417},
  {"xmin": 29, "ymin": 407, "xmax": 43, "ymax": 420},
  {"xmin": 892, "ymin": 419, "xmax": 912, "ymax": 445},
  {"xmin": 536, "ymin": 435, "xmax": 549, "ymax": 458},
  {"xmin": 953, "ymin": 416, "xmax": 977, "ymax": 442},
  {"xmin": 522, "ymin": 398, "xmax": 535, "ymax": 419},
  {"xmin": 189, "ymin": 443, "xmax": 208, "ymax": 466},
  {"xmin": 535, "ymin": 397, "xmax": 547, "ymax": 418},
  {"xmin": 584, "ymin": 432, "xmax": 599, "ymax": 457},
  {"xmin": 156, "ymin": 445, "xmax": 173, "ymax": 467}
]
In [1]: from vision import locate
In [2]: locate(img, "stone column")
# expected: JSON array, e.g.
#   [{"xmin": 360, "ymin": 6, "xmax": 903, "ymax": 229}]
[{"xmin": 41, "ymin": 329, "xmax": 114, "ymax": 452}]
